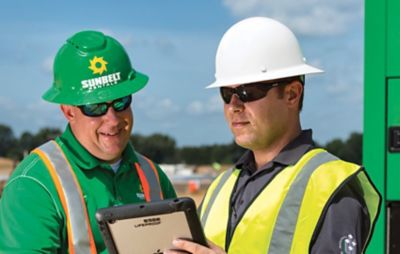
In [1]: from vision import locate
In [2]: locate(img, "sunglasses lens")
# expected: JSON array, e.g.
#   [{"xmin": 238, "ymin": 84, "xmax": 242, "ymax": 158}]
[
  {"xmin": 220, "ymin": 84, "xmax": 271, "ymax": 104},
  {"xmin": 220, "ymin": 88, "xmax": 234, "ymax": 104},
  {"xmin": 79, "ymin": 95, "xmax": 132, "ymax": 117},
  {"xmin": 81, "ymin": 103, "xmax": 108, "ymax": 116},
  {"xmin": 112, "ymin": 96, "xmax": 132, "ymax": 112},
  {"xmin": 240, "ymin": 85, "xmax": 269, "ymax": 102}
]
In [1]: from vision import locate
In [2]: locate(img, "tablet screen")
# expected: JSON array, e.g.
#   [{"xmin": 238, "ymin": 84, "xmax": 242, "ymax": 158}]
[{"xmin": 109, "ymin": 211, "xmax": 190, "ymax": 254}]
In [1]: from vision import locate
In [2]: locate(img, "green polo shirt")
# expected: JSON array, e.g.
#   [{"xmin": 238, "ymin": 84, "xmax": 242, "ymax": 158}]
[{"xmin": 0, "ymin": 125, "xmax": 176, "ymax": 253}]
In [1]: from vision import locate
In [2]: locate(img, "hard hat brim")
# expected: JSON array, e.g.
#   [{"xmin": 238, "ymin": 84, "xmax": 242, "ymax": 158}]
[
  {"xmin": 206, "ymin": 64, "xmax": 323, "ymax": 88},
  {"xmin": 42, "ymin": 70, "xmax": 149, "ymax": 105}
]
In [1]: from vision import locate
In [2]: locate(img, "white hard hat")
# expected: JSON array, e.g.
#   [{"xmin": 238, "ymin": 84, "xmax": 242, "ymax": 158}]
[{"xmin": 207, "ymin": 17, "xmax": 323, "ymax": 88}]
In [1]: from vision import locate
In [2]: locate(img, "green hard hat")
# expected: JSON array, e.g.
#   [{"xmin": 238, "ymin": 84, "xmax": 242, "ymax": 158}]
[{"xmin": 42, "ymin": 30, "xmax": 149, "ymax": 105}]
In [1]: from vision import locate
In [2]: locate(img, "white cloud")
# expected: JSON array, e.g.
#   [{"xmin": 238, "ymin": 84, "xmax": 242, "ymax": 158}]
[
  {"xmin": 135, "ymin": 94, "xmax": 181, "ymax": 120},
  {"xmin": 326, "ymin": 81, "xmax": 350, "ymax": 95},
  {"xmin": 42, "ymin": 56, "xmax": 53, "ymax": 73},
  {"xmin": 0, "ymin": 97, "xmax": 16, "ymax": 112},
  {"xmin": 187, "ymin": 95, "xmax": 223, "ymax": 115},
  {"xmin": 325, "ymin": 79, "xmax": 363, "ymax": 103},
  {"xmin": 134, "ymin": 92, "xmax": 223, "ymax": 124},
  {"xmin": 0, "ymin": 97, "xmax": 66, "ymax": 136},
  {"xmin": 222, "ymin": 0, "xmax": 363, "ymax": 36},
  {"xmin": 103, "ymin": 30, "xmax": 136, "ymax": 48},
  {"xmin": 187, "ymin": 101, "xmax": 203, "ymax": 114}
]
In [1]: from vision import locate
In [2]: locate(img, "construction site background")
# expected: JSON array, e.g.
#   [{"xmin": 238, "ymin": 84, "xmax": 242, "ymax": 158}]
[{"xmin": 0, "ymin": 157, "xmax": 231, "ymax": 206}]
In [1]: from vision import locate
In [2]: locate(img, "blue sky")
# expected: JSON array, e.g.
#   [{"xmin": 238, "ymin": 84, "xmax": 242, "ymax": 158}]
[{"xmin": 0, "ymin": 0, "xmax": 364, "ymax": 147}]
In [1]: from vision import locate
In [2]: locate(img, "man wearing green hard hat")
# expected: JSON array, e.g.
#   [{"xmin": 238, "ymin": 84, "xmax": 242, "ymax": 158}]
[{"xmin": 0, "ymin": 31, "xmax": 176, "ymax": 253}]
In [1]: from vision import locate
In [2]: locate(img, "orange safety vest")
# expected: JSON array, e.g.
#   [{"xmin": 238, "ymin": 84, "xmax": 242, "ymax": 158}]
[{"xmin": 32, "ymin": 140, "xmax": 164, "ymax": 254}]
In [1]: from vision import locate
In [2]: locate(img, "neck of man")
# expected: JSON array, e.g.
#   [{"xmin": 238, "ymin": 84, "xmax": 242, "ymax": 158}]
[{"xmin": 253, "ymin": 121, "xmax": 301, "ymax": 170}]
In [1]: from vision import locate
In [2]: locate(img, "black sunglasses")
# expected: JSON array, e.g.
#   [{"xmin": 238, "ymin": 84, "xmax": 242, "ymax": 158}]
[
  {"xmin": 78, "ymin": 95, "xmax": 132, "ymax": 117},
  {"xmin": 220, "ymin": 80, "xmax": 292, "ymax": 104}
]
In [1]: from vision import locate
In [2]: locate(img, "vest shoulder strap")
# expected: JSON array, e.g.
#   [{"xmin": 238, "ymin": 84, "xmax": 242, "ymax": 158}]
[
  {"xmin": 32, "ymin": 140, "xmax": 97, "ymax": 254},
  {"xmin": 268, "ymin": 150, "xmax": 338, "ymax": 254},
  {"xmin": 134, "ymin": 152, "xmax": 164, "ymax": 202},
  {"xmin": 200, "ymin": 167, "xmax": 235, "ymax": 226}
]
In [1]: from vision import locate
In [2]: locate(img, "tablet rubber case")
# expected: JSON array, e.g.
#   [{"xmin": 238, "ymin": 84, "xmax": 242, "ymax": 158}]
[{"xmin": 96, "ymin": 197, "xmax": 207, "ymax": 254}]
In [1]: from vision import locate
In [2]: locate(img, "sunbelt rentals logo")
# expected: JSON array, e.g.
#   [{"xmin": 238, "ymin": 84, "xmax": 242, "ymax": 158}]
[
  {"xmin": 81, "ymin": 56, "xmax": 121, "ymax": 91},
  {"xmin": 89, "ymin": 56, "xmax": 108, "ymax": 75}
]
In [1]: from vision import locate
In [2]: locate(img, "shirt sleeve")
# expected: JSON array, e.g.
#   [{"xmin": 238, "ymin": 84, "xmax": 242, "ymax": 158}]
[
  {"xmin": 0, "ymin": 176, "xmax": 64, "ymax": 253},
  {"xmin": 310, "ymin": 184, "xmax": 370, "ymax": 254}
]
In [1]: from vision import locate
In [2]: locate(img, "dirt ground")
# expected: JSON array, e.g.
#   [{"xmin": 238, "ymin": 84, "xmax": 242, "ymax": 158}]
[
  {"xmin": 0, "ymin": 158, "xmax": 15, "ymax": 197},
  {"xmin": 173, "ymin": 182, "xmax": 209, "ymax": 207},
  {"xmin": 176, "ymin": 189, "xmax": 207, "ymax": 207}
]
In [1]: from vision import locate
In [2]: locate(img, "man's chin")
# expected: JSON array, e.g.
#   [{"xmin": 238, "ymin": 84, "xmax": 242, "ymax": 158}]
[
  {"xmin": 235, "ymin": 137, "xmax": 253, "ymax": 149},
  {"xmin": 96, "ymin": 145, "xmax": 126, "ymax": 162},
  {"xmin": 98, "ymin": 152, "xmax": 123, "ymax": 163}
]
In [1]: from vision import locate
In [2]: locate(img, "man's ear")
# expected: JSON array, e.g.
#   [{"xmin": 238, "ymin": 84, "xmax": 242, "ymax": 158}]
[
  {"xmin": 60, "ymin": 105, "xmax": 76, "ymax": 121},
  {"xmin": 286, "ymin": 81, "xmax": 303, "ymax": 108}
]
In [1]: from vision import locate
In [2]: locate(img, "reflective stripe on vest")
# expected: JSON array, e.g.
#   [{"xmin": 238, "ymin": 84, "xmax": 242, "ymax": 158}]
[
  {"xmin": 200, "ymin": 148, "xmax": 381, "ymax": 254},
  {"xmin": 268, "ymin": 151, "xmax": 337, "ymax": 254},
  {"xmin": 134, "ymin": 152, "xmax": 164, "ymax": 202},
  {"xmin": 33, "ymin": 141, "xmax": 165, "ymax": 253},
  {"xmin": 33, "ymin": 141, "xmax": 96, "ymax": 254},
  {"xmin": 200, "ymin": 167, "xmax": 235, "ymax": 226}
]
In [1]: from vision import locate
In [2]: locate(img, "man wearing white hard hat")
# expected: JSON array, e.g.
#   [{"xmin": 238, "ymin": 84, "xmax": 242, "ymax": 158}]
[{"xmin": 165, "ymin": 17, "xmax": 380, "ymax": 254}]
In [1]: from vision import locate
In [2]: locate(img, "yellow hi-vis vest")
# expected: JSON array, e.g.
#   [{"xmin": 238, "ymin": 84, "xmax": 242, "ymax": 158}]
[
  {"xmin": 200, "ymin": 148, "xmax": 380, "ymax": 254},
  {"xmin": 32, "ymin": 140, "xmax": 164, "ymax": 254}
]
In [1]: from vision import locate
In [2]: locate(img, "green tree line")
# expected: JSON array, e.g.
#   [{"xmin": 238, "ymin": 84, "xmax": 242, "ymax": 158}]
[{"xmin": 0, "ymin": 124, "xmax": 363, "ymax": 165}]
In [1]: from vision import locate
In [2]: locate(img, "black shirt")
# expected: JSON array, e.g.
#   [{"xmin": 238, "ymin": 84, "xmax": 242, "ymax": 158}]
[{"xmin": 227, "ymin": 129, "xmax": 370, "ymax": 253}]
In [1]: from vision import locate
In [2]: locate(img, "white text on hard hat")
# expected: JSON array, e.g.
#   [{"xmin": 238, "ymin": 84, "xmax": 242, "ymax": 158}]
[{"xmin": 81, "ymin": 72, "xmax": 121, "ymax": 91}]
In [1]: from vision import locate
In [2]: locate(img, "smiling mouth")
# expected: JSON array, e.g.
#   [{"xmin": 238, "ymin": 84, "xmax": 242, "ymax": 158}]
[{"xmin": 99, "ymin": 130, "xmax": 120, "ymax": 136}]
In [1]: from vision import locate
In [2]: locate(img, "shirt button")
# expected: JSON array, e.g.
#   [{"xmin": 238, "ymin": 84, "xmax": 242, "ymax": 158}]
[{"xmin": 239, "ymin": 199, "xmax": 244, "ymax": 205}]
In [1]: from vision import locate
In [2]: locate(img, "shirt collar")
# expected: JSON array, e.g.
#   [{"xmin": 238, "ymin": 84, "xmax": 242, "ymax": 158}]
[
  {"xmin": 235, "ymin": 129, "xmax": 315, "ymax": 171},
  {"xmin": 57, "ymin": 124, "xmax": 137, "ymax": 170}
]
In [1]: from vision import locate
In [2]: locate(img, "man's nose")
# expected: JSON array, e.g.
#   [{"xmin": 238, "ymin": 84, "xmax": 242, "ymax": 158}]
[
  {"xmin": 102, "ymin": 107, "xmax": 120, "ymax": 123},
  {"xmin": 228, "ymin": 94, "xmax": 245, "ymax": 112}
]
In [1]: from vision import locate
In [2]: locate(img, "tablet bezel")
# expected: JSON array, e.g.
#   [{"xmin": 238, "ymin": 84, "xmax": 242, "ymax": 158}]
[{"xmin": 95, "ymin": 197, "xmax": 208, "ymax": 254}]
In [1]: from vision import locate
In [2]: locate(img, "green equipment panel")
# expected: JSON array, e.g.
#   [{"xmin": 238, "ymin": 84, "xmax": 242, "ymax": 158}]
[
  {"xmin": 387, "ymin": 0, "xmax": 400, "ymax": 76},
  {"xmin": 365, "ymin": 0, "xmax": 400, "ymax": 252},
  {"xmin": 386, "ymin": 80, "xmax": 400, "ymax": 253},
  {"xmin": 387, "ymin": 80, "xmax": 400, "ymax": 200}
]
